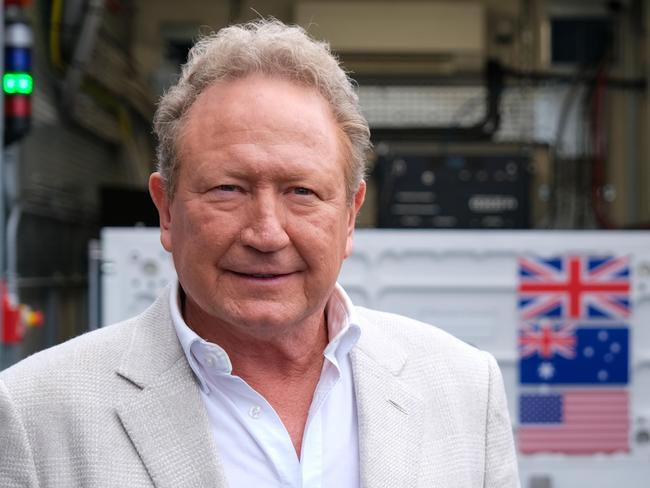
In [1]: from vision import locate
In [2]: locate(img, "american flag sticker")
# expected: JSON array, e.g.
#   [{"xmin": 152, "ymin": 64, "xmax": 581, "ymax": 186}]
[
  {"xmin": 518, "ymin": 255, "xmax": 631, "ymax": 320},
  {"xmin": 518, "ymin": 389, "xmax": 629, "ymax": 454}
]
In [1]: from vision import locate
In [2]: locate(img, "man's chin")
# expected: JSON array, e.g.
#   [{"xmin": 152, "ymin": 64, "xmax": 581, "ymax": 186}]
[
  {"xmin": 231, "ymin": 311, "xmax": 300, "ymax": 332},
  {"xmin": 220, "ymin": 304, "xmax": 320, "ymax": 338}
]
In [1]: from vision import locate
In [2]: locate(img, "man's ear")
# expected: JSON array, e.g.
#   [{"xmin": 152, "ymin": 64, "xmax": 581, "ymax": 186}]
[
  {"xmin": 344, "ymin": 180, "xmax": 366, "ymax": 258},
  {"xmin": 149, "ymin": 172, "xmax": 173, "ymax": 252}
]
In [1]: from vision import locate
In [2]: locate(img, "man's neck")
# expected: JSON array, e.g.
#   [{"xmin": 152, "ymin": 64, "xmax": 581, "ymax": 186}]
[
  {"xmin": 214, "ymin": 317, "xmax": 328, "ymax": 383},
  {"xmin": 181, "ymin": 290, "xmax": 329, "ymax": 382},
  {"xmin": 181, "ymin": 291, "xmax": 329, "ymax": 456}
]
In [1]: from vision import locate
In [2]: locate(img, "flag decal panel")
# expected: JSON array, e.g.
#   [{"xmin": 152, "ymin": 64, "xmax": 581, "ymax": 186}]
[
  {"xmin": 518, "ymin": 255, "xmax": 631, "ymax": 320},
  {"xmin": 519, "ymin": 324, "xmax": 629, "ymax": 385},
  {"xmin": 518, "ymin": 389, "xmax": 629, "ymax": 454},
  {"xmin": 516, "ymin": 253, "xmax": 633, "ymax": 456}
]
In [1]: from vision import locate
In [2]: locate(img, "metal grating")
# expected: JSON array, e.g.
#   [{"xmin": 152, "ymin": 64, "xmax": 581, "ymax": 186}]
[
  {"xmin": 358, "ymin": 85, "xmax": 486, "ymax": 128},
  {"xmin": 358, "ymin": 83, "xmax": 584, "ymax": 156}
]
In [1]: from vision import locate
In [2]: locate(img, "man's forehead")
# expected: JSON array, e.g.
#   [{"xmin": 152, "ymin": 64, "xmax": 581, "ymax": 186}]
[{"xmin": 178, "ymin": 75, "xmax": 342, "ymax": 150}]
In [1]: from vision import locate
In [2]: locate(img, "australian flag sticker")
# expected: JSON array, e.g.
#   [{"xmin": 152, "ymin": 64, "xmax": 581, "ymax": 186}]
[{"xmin": 519, "ymin": 321, "xmax": 629, "ymax": 385}]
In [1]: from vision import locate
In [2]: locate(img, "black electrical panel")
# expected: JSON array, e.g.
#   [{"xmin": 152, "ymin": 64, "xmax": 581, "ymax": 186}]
[
  {"xmin": 551, "ymin": 17, "xmax": 612, "ymax": 66},
  {"xmin": 100, "ymin": 186, "xmax": 159, "ymax": 227},
  {"xmin": 375, "ymin": 150, "xmax": 532, "ymax": 229}
]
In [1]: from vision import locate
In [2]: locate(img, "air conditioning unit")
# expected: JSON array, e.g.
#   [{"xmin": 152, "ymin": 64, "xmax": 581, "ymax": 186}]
[{"xmin": 295, "ymin": 1, "xmax": 485, "ymax": 74}]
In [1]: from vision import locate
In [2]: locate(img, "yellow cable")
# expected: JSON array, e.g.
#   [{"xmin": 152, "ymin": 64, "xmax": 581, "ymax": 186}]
[{"xmin": 49, "ymin": 0, "xmax": 64, "ymax": 70}]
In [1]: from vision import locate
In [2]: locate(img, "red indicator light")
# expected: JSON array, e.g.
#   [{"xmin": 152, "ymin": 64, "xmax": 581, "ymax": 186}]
[{"xmin": 5, "ymin": 94, "xmax": 30, "ymax": 117}]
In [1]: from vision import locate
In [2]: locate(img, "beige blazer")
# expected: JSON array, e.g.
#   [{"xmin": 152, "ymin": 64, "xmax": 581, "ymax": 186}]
[{"xmin": 0, "ymin": 288, "xmax": 519, "ymax": 487}]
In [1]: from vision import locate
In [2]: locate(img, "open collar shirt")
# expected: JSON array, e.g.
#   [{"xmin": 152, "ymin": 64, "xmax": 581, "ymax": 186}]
[{"xmin": 170, "ymin": 279, "xmax": 361, "ymax": 488}]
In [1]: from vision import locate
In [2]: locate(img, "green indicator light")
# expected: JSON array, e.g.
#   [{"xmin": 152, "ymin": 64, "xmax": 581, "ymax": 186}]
[
  {"xmin": 3, "ymin": 76, "xmax": 17, "ymax": 93},
  {"xmin": 3, "ymin": 73, "xmax": 33, "ymax": 95}
]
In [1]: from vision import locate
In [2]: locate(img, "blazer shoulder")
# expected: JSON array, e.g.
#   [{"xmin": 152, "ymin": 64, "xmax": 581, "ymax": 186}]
[
  {"xmin": 355, "ymin": 306, "xmax": 483, "ymax": 356},
  {"xmin": 0, "ymin": 316, "xmax": 137, "ymax": 389},
  {"xmin": 0, "ymin": 288, "xmax": 174, "ymax": 391},
  {"xmin": 354, "ymin": 306, "xmax": 492, "ymax": 381}
]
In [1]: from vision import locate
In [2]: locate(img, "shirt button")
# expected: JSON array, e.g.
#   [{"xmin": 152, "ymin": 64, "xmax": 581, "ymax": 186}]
[
  {"xmin": 248, "ymin": 405, "xmax": 262, "ymax": 419},
  {"xmin": 205, "ymin": 355, "xmax": 215, "ymax": 367}
]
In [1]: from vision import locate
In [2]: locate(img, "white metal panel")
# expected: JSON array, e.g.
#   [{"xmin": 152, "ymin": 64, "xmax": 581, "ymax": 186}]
[
  {"xmin": 100, "ymin": 227, "xmax": 175, "ymax": 326},
  {"xmin": 100, "ymin": 228, "xmax": 650, "ymax": 487}
]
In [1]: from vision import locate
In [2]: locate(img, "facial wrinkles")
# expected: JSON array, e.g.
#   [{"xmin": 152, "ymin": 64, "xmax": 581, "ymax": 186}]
[
  {"xmin": 182, "ymin": 86, "xmax": 344, "ymax": 217},
  {"xmin": 184, "ymin": 139, "xmax": 331, "ymax": 188}
]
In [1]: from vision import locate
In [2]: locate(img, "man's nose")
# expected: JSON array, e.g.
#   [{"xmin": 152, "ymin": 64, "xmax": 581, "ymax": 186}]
[{"xmin": 240, "ymin": 194, "xmax": 290, "ymax": 253}]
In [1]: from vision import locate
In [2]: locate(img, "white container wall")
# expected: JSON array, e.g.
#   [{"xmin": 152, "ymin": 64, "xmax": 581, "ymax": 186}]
[{"xmin": 101, "ymin": 228, "xmax": 650, "ymax": 488}]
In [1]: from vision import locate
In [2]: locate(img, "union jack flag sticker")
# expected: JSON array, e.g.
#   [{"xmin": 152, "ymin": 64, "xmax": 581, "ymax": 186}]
[
  {"xmin": 519, "ymin": 320, "xmax": 576, "ymax": 360},
  {"xmin": 518, "ymin": 255, "xmax": 631, "ymax": 321}
]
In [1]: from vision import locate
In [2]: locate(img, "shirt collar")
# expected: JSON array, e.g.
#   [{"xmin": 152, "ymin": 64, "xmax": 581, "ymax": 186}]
[
  {"xmin": 169, "ymin": 279, "xmax": 231, "ymax": 393},
  {"xmin": 169, "ymin": 278, "xmax": 361, "ymax": 394},
  {"xmin": 324, "ymin": 283, "xmax": 361, "ymax": 361}
]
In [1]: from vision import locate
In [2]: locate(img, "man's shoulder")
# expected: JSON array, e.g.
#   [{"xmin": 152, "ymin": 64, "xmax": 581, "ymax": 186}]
[
  {"xmin": 355, "ymin": 306, "xmax": 481, "ymax": 354},
  {"xmin": 0, "ymin": 289, "xmax": 174, "ymax": 392},
  {"xmin": 0, "ymin": 316, "xmax": 137, "ymax": 391},
  {"xmin": 353, "ymin": 306, "xmax": 491, "ymax": 376}
]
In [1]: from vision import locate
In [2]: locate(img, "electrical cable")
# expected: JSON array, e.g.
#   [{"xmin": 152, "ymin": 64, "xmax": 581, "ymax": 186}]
[
  {"xmin": 590, "ymin": 61, "xmax": 617, "ymax": 229},
  {"xmin": 49, "ymin": 0, "xmax": 64, "ymax": 70},
  {"xmin": 503, "ymin": 66, "xmax": 644, "ymax": 91}
]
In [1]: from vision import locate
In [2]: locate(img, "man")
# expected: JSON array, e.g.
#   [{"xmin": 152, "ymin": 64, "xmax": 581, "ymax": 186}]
[{"xmin": 0, "ymin": 20, "xmax": 519, "ymax": 487}]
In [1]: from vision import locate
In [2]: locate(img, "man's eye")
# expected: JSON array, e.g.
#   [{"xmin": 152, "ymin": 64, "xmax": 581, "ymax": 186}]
[
  {"xmin": 216, "ymin": 185, "xmax": 239, "ymax": 192},
  {"xmin": 292, "ymin": 187, "xmax": 314, "ymax": 196}
]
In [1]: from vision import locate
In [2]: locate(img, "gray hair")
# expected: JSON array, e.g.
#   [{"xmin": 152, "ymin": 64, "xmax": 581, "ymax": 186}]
[{"xmin": 153, "ymin": 19, "xmax": 370, "ymax": 201}]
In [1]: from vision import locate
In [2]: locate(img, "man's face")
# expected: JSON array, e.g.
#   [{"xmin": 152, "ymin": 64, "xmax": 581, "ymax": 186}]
[{"xmin": 150, "ymin": 74, "xmax": 365, "ymax": 339}]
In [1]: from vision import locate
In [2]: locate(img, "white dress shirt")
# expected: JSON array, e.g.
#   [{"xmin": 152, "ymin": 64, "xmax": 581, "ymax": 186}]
[{"xmin": 170, "ymin": 279, "xmax": 361, "ymax": 488}]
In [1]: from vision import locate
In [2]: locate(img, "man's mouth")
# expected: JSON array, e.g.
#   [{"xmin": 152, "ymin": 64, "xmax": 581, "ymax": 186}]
[{"xmin": 230, "ymin": 271, "xmax": 293, "ymax": 279}]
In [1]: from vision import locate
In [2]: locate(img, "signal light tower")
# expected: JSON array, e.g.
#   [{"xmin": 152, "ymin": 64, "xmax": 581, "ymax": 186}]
[
  {"xmin": 0, "ymin": 0, "xmax": 34, "ymax": 368},
  {"xmin": 3, "ymin": 0, "xmax": 32, "ymax": 146}
]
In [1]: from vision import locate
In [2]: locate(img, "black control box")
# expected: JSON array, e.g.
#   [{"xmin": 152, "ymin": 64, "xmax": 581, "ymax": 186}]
[{"xmin": 375, "ymin": 149, "xmax": 532, "ymax": 229}]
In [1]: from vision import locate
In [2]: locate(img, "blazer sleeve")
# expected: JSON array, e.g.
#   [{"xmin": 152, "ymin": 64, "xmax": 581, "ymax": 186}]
[
  {"xmin": 0, "ymin": 379, "xmax": 40, "ymax": 488},
  {"xmin": 483, "ymin": 352, "xmax": 521, "ymax": 488}
]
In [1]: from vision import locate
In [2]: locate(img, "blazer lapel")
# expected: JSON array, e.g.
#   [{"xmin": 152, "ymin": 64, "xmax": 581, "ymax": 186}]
[
  {"xmin": 351, "ymin": 318, "xmax": 426, "ymax": 488},
  {"xmin": 115, "ymin": 290, "xmax": 227, "ymax": 488},
  {"xmin": 117, "ymin": 358, "xmax": 227, "ymax": 488}
]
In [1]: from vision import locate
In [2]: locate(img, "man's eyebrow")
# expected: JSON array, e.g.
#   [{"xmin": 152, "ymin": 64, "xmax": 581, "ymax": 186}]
[{"xmin": 220, "ymin": 165, "xmax": 329, "ymax": 180}]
